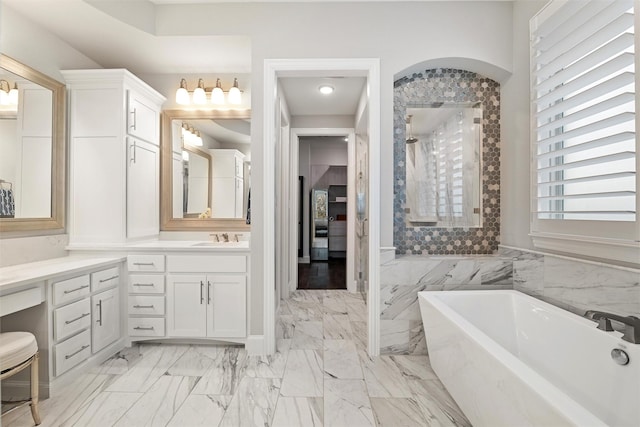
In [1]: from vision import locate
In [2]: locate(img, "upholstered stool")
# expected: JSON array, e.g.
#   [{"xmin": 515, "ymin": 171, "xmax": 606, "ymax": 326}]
[{"xmin": 0, "ymin": 332, "xmax": 41, "ymax": 425}]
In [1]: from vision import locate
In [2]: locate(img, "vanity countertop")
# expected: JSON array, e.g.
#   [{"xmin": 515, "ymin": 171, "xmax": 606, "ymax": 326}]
[
  {"xmin": 0, "ymin": 255, "xmax": 127, "ymax": 290},
  {"xmin": 65, "ymin": 240, "xmax": 250, "ymax": 252}
]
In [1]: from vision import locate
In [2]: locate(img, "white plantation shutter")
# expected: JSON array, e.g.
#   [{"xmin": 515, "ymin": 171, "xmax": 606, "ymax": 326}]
[{"xmin": 530, "ymin": 0, "xmax": 639, "ymax": 264}]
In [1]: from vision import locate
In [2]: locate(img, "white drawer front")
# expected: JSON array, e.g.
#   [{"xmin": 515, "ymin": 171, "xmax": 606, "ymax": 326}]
[
  {"xmin": 55, "ymin": 329, "xmax": 91, "ymax": 377},
  {"xmin": 128, "ymin": 275, "xmax": 164, "ymax": 294},
  {"xmin": 167, "ymin": 255, "xmax": 246, "ymax": 273},
  {"xmin": 53, "ymin": 275, "xmax": 90, "ymax": 306},
  {"xmin": 54, "ymin": 298, "xmax": 91, "ymax": 342},
  {"xmin": 128, "ymin": 255, "xmax": 165, "ymax": 272},
  {"xmin": 91, "ymin": 266, "xmax": 120, "ymax": 292},
  {"xmin": 129, "ymin": 317, "xmax": 165, "ymax": 337},
  {"xmin": 0, "ymin": 285, "xmax": 45, "ymax": 317},
  {"xmin": 129, "ymin": 295, "xmax": 165, "ymax": 315}
]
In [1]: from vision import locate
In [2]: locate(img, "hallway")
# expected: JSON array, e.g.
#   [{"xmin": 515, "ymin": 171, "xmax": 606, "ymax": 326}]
[{"xmin": 297, "ymin": 260, "xmax": 346, "ymax": 290}]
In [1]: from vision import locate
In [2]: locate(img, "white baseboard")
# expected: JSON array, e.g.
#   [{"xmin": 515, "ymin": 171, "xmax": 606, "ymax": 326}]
[
  {"xmin": 245, "ymin": 335, "xmax": 265, "ymax": 356},
  {"xmin": 298, "ymin": 256, "xmax": 310, "ymax": 264},
  {"xmin": 380, "ymin": 247, "xmax": 396, "ymax": 264}
]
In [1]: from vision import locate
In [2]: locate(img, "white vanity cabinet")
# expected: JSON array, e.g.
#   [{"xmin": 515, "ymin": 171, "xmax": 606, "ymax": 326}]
[
  {"xmin": 92, "ymin": 287, "xmax": 120, "ymax": 353},
  {"xmin": 63, "ymin": 69, "xmax": 166, "ymax": 245},
  {"xmin": 127, "ymin": 255, "xmax": 166, "ymax": 338},
  {"xmin": 210, "ymin": 149, "xmax": 245, "ymax": 218},
  {"xmin": 166, "ymin": 254, "xmax": 247, "ymax": 339}
]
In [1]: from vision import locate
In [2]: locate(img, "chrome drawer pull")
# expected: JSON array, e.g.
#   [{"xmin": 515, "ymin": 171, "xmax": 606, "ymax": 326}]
[
  {"xmin": 65, "ymin": 312, "xmax": 90, "ymax": 325},
  {"xmin": 133, "ymin": 283, "xmax": 155, "ymax": 287},
  {"xmin": 133, "ymin": 304, "xmax": 155, "ymax": 309},
  {"xmin": 133, "ymin": 326, "xmax": 155, "ymax": 331},
  {"xmin": 133, "ymin": 262, "xmax": 155, "ymax": 266},
  {"xmin": 65, "ymin": 345, "xmax": 90, "ymax": 359},
  {"xmin": 99, "ymin": 275, "xmax": 118, "ymax": 283},
  {"xmin": 63, "ymin": 285, "xmax": 89, "ymax": 294}
]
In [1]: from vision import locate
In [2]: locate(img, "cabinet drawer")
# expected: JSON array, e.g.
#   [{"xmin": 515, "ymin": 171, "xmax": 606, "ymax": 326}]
[
  {"xmin": 54, "ymin": 329, "xmax": 91, "ymax": 377},
  {"xmin": 53, "ymin": 275, "xmax": 90, "ymax": 306},
  {"xmin": 54, "ymin": 298, "xmax": 91, "ymax": 342},
  {"xmin": 128, "ymin": 275, "xmax": 164, "ymax": 294},
  {"xmin": 129, "ymin": 317, "xmax": 165, "ymax": 337},
  {"xmin": 0, "ymin": 285, "xmax": 45, "ymax": 317},
  {"xmin": 128, "ymin": 255, "xmax": 165, "ymax": 272},
  {"xmin": 91, "ymin": 266, "xmax": 119, "ymax": 292},
  {"xmin": 167, "ymin": 255, "xmax": 246, "ymax": 273},
  {"xmin": 129, "ymin": 295, "xmax": 165, "ymax": 315}
]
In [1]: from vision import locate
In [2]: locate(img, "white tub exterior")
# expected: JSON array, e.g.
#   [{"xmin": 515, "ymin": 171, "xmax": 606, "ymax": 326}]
[{"xmin": 418, "ymin": 290, "xmax": 640, "ymax": 427}]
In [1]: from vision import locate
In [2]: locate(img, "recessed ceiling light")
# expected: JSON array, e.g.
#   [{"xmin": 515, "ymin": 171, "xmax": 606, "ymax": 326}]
[{"xmin": 318, "ymin": 85, "xmax": 334, "ymax": 95}]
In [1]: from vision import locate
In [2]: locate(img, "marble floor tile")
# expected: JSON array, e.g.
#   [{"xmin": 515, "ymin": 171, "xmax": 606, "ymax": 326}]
[
  {"xmin": 346, "ymin": 300, "xmax": 368, "ymax": 322},
  {"xmin": 291, "ymin": 320, "xmax": 324, "ymax": 350},
  {"xmin": 59, "ymin": 391, "xmax": 142, "ymax": 427},
  {"xmin": 91, "ymin": 345, "xmax": 143, "ymax": 375},
  {"xmin": 218, "ymin": 377, "xmax": 281, "ymax": 427},
  {"xmin": 105, "ymin": 344, "xmax": 188, "ymax": 393},
  {"xmin": 276, "ymin": 314, "xmax": 296, "ymax": 339},
  {"xmin": 322, "ymin": 293, "xmax": 349, "ymax": 315},
  {"xmin": 167, "ymin": 394, "xmax": 232, "ymax": 427},
  {"xmin": 324, "ymin": 339, "xmax": 363, "ymax": 379},
  {"xmin": 370, "ymin": 398, "xmax": 427, "ymax": 427},
  {"xmin": 280, "ymin": 349, "xmax": 324, "ymax": 397},
  {"xmin": 324, "ymin": 379, "xmax": 375, "ymax": 427},
  {"xmin": 245, "ymin": 339, "xmax": 291, "ymax": 379},
  {"xmin": 390, "ymin": 355, "xmax": 438, "ymax": 380},
  {"xmin": 272, "ymin": 397, "xmax": 324, "ymax": 427},
  {"xmin": 358, "ymin": 350, "xmax": 413, "ymax": 398},
  {"xmin": 288, "ymin": 299, "xmax": 324, "ymax": 321},
  {"xmin": 2, "ymin": 373, "xmax": 115, "ymax": 427},
  {"xmin": 191, "ymin": 346, "xmax": 248, "ymax": 395},
  {"xmin": 166, "ymin": 344, "xmax": 220, "ymax": 376},
  {"xmin": 113, "ymin": 375, "xmax": 198, "ymax": 426},
  {"xmin": 408, "ymin": 379, "xmax": 471, "ymax": 426},
  {"xmin": 350, "ymin": 321, "xmax": 369, "ymax": 350},
  {"xmin": 323, "ymin": 314, "xmax": 353, "ymax": 339},
  {"xmin": 290, "ymin": 289, "xmax": 324, "ymax": 303}
]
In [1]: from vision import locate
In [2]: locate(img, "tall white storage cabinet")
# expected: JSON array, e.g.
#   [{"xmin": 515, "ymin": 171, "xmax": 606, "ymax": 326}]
[
  {"xmin": 210, "ymin": 149, "xmax": 245, "ymax": 218},
  {"xmin": 63, "ymin": 70, "xmax": 165, "ymax": 244}
]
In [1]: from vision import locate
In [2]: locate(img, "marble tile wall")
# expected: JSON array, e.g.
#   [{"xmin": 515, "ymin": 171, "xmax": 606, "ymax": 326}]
[
  {"xmin": 380, "ymin": 255, "xmax": 514, "ymax": 355},
  {"xmin": 502, "ymin": 246, "xmax": 640, "ymax": 318},
  {"xmin": 382, "ymin": 247, "xmax": 640, "ymax": 355}
]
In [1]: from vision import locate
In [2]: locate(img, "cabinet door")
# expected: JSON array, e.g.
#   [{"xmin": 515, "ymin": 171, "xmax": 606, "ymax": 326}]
[
  {"xmin": 92, "ymin": 288, "xmax": 120, "ymax": 353},
  {"xmin": 127, "ymin": 138, "xmax": 159, "ymax": 239},
  {"xmin": 211, "ymin": 177, "xmax": 236, "ymax": 218},
  {"xmin": 167, "ymin": 275, "xmax": 207, "ymax": 337},
  {"xmin": 206, "ymin": 275, "xmax": 246, "ymax": 338},
  {"xmin": 234, "ymin": 178, "xmax": 243, "ymax": 218},
  {"xmin": 127, "ymin": 91, "xmax": 159, "ymax": 144}
]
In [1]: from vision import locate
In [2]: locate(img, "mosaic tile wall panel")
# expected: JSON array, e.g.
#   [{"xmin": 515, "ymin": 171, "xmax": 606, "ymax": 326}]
[{"xmin": 394, "ymin": 69, "xmax": 501, "ymax": 255}]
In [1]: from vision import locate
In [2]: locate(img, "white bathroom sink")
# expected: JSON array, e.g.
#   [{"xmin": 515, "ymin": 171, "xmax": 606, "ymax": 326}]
[{"xmin": 191, "ymin": 241, "xmax": 248, "ymax": 248}]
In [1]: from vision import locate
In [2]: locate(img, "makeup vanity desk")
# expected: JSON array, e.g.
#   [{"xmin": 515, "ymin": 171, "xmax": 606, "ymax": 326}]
[{"xmin": 0, "ymin": 255, "xmax": 126, "ymax": 399}]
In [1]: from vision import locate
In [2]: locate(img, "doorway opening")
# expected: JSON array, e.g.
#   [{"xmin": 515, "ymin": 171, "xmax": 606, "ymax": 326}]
[{"xmin": 263, "ymin": 58, "xmax": 381, "ymax": 356}]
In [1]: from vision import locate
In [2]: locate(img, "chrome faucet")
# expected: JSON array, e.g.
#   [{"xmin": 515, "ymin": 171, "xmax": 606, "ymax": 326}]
[
  {"xmin": 234, "ymin": 233, "xmax": 240, "ymax": 242},
  {"xmin": 221, "ymin": 233, "xmax": 229, "ymax": 242},
  {"xmin": 584, "ymin": 310, "xmax": 640, "ymax": 344}
]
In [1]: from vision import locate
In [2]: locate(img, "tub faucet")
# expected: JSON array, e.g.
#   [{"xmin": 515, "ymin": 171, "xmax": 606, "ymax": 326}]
[{"xmin": 584, "ymin": 310, "xmax": 640, "ymax": 344}]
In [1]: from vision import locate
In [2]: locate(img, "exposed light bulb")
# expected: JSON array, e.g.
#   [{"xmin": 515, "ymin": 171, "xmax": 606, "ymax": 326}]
[
  {"xmin": 228, "ymin": 78, "xmax": 242, "ymax": 105},
  {"xmin": 194, "ymin": 130, "xmax": 203, "ymax": 147},
  {"xmin": 211, "ymin": 78, "xmax": 224, "ymax": 105},
  {"xmin": 175, "ymin": 78, "xmax": 190, "ymax": 105},
  {"xmin": 182, "ymin": 150, "xmax": 190, "ymax": 161},
  {"xmin": 0, "ymin": 90, "xmax": 8, "ymax": 106},
  {"xmin": 193, "ymin": 78, "xmax": 207, "ymax": 104}
]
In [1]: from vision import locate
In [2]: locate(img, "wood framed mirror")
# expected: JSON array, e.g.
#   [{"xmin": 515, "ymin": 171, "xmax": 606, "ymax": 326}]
[
  {"xmin": 0, "ymin": 54, "xmax": 66, "ymax": 233},
  {"xmin": 160, "ymin": 109, "xmax": 251, "ymax": 231}
]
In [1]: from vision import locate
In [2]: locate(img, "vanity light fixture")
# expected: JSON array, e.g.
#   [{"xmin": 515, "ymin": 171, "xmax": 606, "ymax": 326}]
[
  {"xmin": 193, "ymin": 78, "xmax": 207, "ymax": 105},
  {"xmin": 319, "ymin": 84, "xmax": 334, "ymax": 95},
  {"xmin": 174, "ymin": 78, "xmax": 243, "ymax": 106},
  {"xmin": 182, "ymin": 150, "xmax": 190, "ymax": 161},
  {"xmin": 0, "ymin": 80, "xmax": 18, "ymax": 106}
]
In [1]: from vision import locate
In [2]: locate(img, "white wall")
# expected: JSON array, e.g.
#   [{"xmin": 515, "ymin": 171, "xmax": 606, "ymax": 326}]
[{"xmin": 500, "ymin": 0, "xmax": 547, "ymax": 249}]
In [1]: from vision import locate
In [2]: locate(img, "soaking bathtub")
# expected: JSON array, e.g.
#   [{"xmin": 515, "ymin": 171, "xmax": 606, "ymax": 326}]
[{"xmin": 418, "ymin": 290, "xmax": 640, "ymax": 427}]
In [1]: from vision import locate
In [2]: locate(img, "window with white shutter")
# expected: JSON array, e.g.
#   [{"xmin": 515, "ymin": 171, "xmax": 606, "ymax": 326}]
[{"xmin": 530, "ymin": 0, "xmax": 639, "ymax": 264}]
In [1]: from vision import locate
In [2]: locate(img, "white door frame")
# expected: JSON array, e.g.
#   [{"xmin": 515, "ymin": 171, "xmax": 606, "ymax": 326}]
[{"xmin": 263, "ymin": 58, "xmax": 381, "ymax": 356}]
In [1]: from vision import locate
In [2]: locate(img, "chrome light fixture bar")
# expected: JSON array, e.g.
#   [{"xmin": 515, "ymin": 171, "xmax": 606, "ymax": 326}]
[{"xmin": 175, "ymin": 78, "xmax": 243, "ymax": 106}]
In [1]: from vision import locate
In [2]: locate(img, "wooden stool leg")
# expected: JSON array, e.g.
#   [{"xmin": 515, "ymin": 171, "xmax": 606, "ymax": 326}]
[{"xmin": 30, "ymin": 353, "xmax": 41, "ymax": 425}]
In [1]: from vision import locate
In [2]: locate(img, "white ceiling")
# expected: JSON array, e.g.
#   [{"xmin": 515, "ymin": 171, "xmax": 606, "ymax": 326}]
[{"xmin": 279, "ymin": 77, "xmax": 366, "ymax": 116}]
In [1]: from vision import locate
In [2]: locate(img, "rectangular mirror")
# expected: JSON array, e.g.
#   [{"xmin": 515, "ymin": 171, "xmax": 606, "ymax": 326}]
[
  {"xmin": 161, "ymin": 109, "xmax": 251, "ymax": 231},
  {"xmin": 405, "ymin": 103, "xmax": 482, "ymax": 228},
  {"xmin": 0, "ymin": 54, "xmax": 65, "ymax": 232}
]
